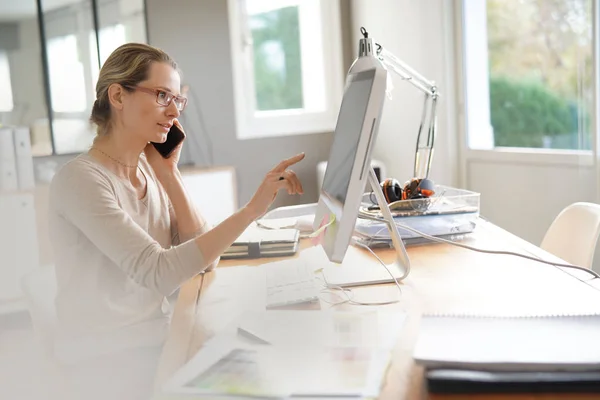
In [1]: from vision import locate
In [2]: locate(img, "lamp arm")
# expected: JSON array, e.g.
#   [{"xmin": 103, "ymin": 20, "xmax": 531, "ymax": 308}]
[
  {"xmin": 377, "ymin": 46, "xmax": 438, "ymax": 97},
  {"xmin": 366, "ymin": 36, "xmax": 440, "ymax": 179}
]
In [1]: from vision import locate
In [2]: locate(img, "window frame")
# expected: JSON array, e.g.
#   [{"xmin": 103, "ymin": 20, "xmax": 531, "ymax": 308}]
[
  {"xmin": 227, "ymin": 0, "xmax": 344, "ymax": 140},
  {"xmin": 457, "ymin": 0, "xmax": 599, "ymax": 171}
]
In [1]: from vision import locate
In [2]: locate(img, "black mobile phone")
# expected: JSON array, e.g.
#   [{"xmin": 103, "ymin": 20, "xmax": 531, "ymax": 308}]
[{"xmin": 152, "ymin": 123, "xmax": 185, "ymax": 158}]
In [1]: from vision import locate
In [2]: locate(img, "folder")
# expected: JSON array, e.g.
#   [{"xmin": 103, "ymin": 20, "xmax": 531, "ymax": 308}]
[
  {"xmin": 13, "ymin": 127, "xmax": 35, "ymax": 190},
  {"xmin": 222, "ymin": 226, "xmax": 299, "ymax": 259},
  {"xmin": 0, "ymin": 127, "xmax": 18, "ymax": 192}
]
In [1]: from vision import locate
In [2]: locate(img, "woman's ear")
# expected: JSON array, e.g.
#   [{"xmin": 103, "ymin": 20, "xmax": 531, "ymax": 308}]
[{"xmin": 107, "ymin": 83, "xmax": 125, "ymax": 111}]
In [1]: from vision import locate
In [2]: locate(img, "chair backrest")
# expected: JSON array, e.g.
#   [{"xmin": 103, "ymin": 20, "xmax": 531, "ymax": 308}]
[
  {"xmin": 540, "ymin": 202, "xmax": 600, "ymax": 269},
  {"xmin": 21, "ymin": 265, "xmax": 58, "ymax": 358}
]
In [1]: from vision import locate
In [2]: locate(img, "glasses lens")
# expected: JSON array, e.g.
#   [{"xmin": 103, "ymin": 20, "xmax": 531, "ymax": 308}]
[
  {"xmin": 175, "ymin": 97, "xmax": 187, "ymax": 111},
  {"xmin": 156, "ymin": 91, "xmax": 172, "ymax": 107}
]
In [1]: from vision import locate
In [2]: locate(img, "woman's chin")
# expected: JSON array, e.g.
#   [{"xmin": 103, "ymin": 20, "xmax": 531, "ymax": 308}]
[{"xmin": 152, "ymin": 132, "xmax": 168, "ymax": 143}]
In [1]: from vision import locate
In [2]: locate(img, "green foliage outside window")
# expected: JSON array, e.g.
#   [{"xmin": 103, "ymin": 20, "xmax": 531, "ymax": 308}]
[
  {"xmin": 250, "ymin": 6, "xmax": 303, "ymax": 111},
  {"xmin": 487, "ymin": 0, "xmax": 592, "ymax": 150},
  {"xmin": 490, "ymin": 75, "xmax": 589, "ymax": 149}
]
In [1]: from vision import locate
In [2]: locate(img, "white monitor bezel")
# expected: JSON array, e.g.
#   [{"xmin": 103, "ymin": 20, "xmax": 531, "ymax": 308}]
[{"xmin": 313, "ymin": 55, "xmax": 388, "ymax": 263}]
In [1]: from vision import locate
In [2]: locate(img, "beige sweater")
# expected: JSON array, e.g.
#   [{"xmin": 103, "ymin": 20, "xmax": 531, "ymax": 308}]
[{"xmin": 49, "ymin": 153, "xmax": 208, "ymax": 363}]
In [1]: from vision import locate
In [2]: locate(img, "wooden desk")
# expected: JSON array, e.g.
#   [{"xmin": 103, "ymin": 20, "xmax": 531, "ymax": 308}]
[{"xmin": 155, "ymin": 219, "xmax": 600, "ymax": 399}]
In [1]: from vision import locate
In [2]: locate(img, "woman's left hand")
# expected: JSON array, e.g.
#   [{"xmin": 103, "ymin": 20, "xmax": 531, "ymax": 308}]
[{"xmin": 144, "ymin": 119, "xmax": 185, "ymax": 176}]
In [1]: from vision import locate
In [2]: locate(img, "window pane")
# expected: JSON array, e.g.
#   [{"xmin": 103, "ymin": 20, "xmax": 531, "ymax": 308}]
[
  {"xmin": 97, "ymin": 0, "xmax": 146, "ymax": 47},
  {"xmin": 47, "ymin": 35, "xmax": 87, "ymax": 112},
  {"xmin": 487, "ymin": 0, "xmax": 592, "ymax": 150},
  {"xmin": 41, "ymin": 0, "xmax": 99, "ymax": 154},
  {"xmin": 0, "ymin": 51, "xmax": 14, "ymax": 112},
  {"xmin": 90, "ymin": 24, "xmax": 127, "ymax": 94},
  {"xmin": 248, "ymin": 3, "xmax": 304, "ymax": 111}
]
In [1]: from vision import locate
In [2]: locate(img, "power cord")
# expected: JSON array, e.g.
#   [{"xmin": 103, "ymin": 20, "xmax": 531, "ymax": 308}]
[{"xmin": 392, "ymin": 222, "xmax": 600, "ymax": 280}]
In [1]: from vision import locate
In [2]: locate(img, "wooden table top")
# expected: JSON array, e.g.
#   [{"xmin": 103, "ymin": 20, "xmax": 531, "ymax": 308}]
[{"xmin": 154, "ymin": 219, "xmax": 600, "ymax": 399}]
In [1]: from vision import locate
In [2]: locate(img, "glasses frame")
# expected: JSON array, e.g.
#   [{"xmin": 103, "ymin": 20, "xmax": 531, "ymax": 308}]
[{"xmin": 127, "ymin": 85, "xmax": 188, "ymax": 111}]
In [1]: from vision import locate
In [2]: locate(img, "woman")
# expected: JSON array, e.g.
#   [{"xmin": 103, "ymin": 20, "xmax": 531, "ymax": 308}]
[{"xmin": 48, "ymin": 43, "xmax": 304, "ymax": 399}]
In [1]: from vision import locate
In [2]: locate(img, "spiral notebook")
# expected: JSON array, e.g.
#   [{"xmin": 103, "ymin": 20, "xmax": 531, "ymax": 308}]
[{"xmin": 414, "ymin": 313, "xmax": 600, "ymax": 372}]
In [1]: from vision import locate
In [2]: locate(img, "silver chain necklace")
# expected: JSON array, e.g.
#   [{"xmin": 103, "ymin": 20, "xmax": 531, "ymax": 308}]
[{"xmin": 90, "ymin": 147, "xmax": 138, "ymax": 169}]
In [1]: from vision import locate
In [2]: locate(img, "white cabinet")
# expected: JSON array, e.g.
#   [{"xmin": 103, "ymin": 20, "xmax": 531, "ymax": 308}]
[
  {"xmin": 180, "ymin": 166, "xmax": 237, "ymax": 226},
  {"xmin": 0, "ymin": 192, "xmax": 39, "ymax": 307}
]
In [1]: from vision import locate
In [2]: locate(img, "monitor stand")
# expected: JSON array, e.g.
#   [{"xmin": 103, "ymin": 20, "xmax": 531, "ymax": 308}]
[{"xmin": 320, "ymin": 167, "xmax": 411, "ymax": 288}]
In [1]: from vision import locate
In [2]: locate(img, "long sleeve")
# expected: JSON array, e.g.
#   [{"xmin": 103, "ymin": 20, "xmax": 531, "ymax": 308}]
[
  {"xmin": 50, "ymin": 162, "xmax": 206, "ymax": 296},
  {"xmin": 168, "ymin": 201, "xmax": 219, "ymax": 272}
]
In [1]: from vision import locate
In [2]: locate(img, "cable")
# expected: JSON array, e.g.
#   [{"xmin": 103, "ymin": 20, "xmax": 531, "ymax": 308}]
[
  {"xmin": 317, "ymin": 283, "xmax": 354, "ymax": 306},
  {"xmin": 390, "ymin": 221, "xmax": 600, "ymax": 280},
  {"xmin": 317, "ymin": 240, "xmax": 403, "ymax": 307},
  {"xmin": 181, "ymin": 84, "xmax": 214, "ymax": 166}
]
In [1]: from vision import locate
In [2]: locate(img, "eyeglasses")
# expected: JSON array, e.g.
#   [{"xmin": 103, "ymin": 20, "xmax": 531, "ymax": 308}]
[{"xmin": 127, "ymin": 86, "xmax": 188, "ymax": 111}]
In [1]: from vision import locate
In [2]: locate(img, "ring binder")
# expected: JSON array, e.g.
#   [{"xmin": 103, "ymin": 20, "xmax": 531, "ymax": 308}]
[{"xmin": 222, "ymin": 226, "xmax": 300, "ymax": 259}]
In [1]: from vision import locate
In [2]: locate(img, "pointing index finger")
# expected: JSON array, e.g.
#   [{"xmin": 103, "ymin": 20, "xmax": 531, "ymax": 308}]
[{"xmin": 272, "ymin": 153, "xmax": 305, "ymax": 173}]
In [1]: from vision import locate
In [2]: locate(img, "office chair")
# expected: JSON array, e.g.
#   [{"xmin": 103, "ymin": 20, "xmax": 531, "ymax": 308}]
[{"xmin": 540, "ymin": 202, "xmax": 600, "ymax": 270}]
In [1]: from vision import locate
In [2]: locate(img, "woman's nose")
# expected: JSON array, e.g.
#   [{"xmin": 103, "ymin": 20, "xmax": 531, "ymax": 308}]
[{"xmin": 166, "ymin": 101, "xmax": 180, "ymax": 117}]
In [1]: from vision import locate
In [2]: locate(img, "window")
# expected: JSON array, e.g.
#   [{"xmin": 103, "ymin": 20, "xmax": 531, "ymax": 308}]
[
  {"xmin": 228, "ymin": 0, "xmax": 343, "ymax": 139},
  {"xmin": 462, "ymin": 0, "xmax": 593, "ymax": 151},
  {"xmin": 0, "ymin": 51, "xmax": 14, "ymax": 112},
  {"xmin": 47, "ymin": 34, "xmax": 87, "ymax": 113},
  {"xmin": 90, "ymin": 24, "xmax": 127, "ymax": 93}
]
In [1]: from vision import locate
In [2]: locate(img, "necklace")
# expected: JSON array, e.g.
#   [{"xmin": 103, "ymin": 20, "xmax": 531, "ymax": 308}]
[{"xmin": 90, "ymin": 147, "xmax": 138, "ymax": 169}]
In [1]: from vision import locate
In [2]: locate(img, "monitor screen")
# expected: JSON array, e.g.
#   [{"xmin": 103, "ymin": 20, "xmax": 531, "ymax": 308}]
[{"xmin": 322, "ymin": 69, "xmax": 376, "ymax": 204}]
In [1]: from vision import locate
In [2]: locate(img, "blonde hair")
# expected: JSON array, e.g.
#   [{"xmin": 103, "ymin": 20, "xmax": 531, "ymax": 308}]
[{"xmin": 90, "ymin": 43, "xmax": 178, "ymax": 136}]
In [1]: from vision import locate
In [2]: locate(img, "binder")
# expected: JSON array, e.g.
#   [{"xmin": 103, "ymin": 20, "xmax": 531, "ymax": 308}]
[
  {"xmin": 425, "ymin": 369, "xmax": 600, "ymax": 394},
  {"xmin": 414, "ymin": 313, "xmax": 600, "ymax": 394},
  {"xmin": 222, "ymin": 226, "xmax": 300, "ymax": 259},
  {"xmin": 0, "ymin": 127, "xmax": 18, "ymax": 192},
  {"xmin": 13, "ymin": 126, "xmax": 35, "ymax": 190}
]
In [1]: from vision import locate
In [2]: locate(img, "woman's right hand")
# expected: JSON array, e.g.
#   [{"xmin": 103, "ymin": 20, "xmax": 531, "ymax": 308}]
[{"xmin": 245, "ymin": 153, "xmax": 306, "ymax": 220}]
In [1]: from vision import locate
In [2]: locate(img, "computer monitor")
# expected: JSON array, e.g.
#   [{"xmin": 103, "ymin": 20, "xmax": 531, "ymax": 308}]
[{"xmin": 313, "ymin": 53, "xmax": 388, "ymax": 263}]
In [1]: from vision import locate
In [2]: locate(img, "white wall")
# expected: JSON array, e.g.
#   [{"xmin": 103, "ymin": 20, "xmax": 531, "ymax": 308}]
[
  {"xmin": 467, "ymin": 157, "xmax": 600, "ymax": 271},
  {"xmin": 468, "ymin": 160, "xmax": 596, "ymax": 241},
  {"xmin": 349, "ymin": 0, "xmax": 459, "ymax": 187}
]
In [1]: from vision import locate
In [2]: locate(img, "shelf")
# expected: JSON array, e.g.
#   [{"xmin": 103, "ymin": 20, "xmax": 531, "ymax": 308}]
[{"xmin": 0, "ymin": 298, "xmax": 27, "ymax": 315}]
